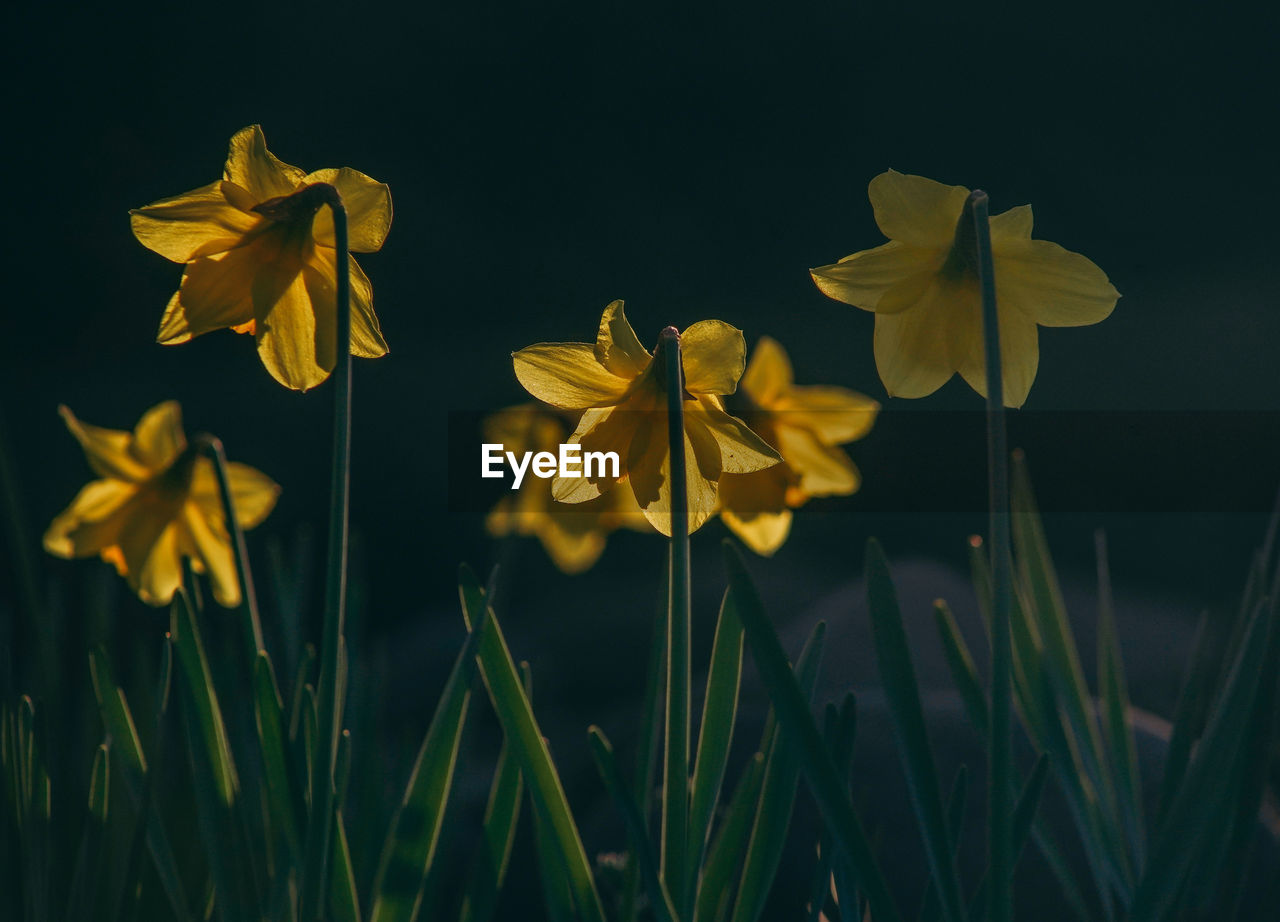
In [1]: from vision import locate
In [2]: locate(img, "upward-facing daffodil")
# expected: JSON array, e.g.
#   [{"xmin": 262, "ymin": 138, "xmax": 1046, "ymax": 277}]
[
  {"xmin": 718, "ymin": 336, "xmax": 879, "ymax": 555},
  {"xmin": 512, "ymin": 301, "xmax": 782, "ymax": 536},
  {"xmin": 44, "ymin": 401, "xmax": 279, "ymax": 607},
  {"xmin": 811, "ymin": 170, "xmax": 1119, "ymax": 407},
  {"xmin": 131, "ymin": 125, "xmax": 392, "ymax": 391},
  {"xmin": 484, "ymin": 404, "xmax": 653, "ymax": 573}
]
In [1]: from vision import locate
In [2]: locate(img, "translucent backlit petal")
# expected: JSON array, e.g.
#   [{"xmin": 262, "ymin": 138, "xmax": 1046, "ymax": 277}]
[
  {"xmin": 594, "ymin": 300, "xmax": 650, "ymax": 379},
  {"xmin": 989, "ymin": 204, "xmax": 1033, "ymax": 244},
  {"xmin": 810, "ymin": 241, "xmax": 936, "ymax": 313},
  {"xmin": 130, "ymin": 401, "xmax": 186, "ymax": 471},
  {"xmin": 302, "ymin": 247, "xmax": 389, "ymax": 360},
  {"xmin": 59, "ymin": 406, "xmax": 153, "ymax": 482},
  {"xmin": 130, "ymin": 522, "xmax": 184, "ymax": 607},
  {"xmin": 130, "ymin": 181, "xmax": 258, "ymax": 262},
  {"xmin": 255, "ymin": 270, "xmax": 332, "ymax": 392},
  {"xmin": 178, "ymin": 502, "xmax": 240, "ymax": 607},
  {"xmin": 43, "ymin": 480, "xmax": 136, "ymax": 558},
  {"xmin": 307, "ymin": 167, "xmax": 393, "ymax": 253},
  {"xmin": 957, "ymin": 307, "xmax": 1040, "ymax": 408},
  {"xmin": 739, "ymin": 336, "xmax": 793, "ymax": 406},
  {"xmin": 774, "ymin": 387, "xmax": 880, "ymax": 444},
  {"xmin": 223, "ymin": 126, "xmax": 306, "ymax": 203},
  {"xmin": 868, "ymin": 170, "xmax": 969, "ymax": 248},
  {"xmin": 513, "ymin": 343, "xmax": 633, "ymax": 409},
  {"xmin": 720, "ymin": 504, "xmax": 793, "ymax": 557},
  {"xmin": 629, "ymin": 422, "xmax": 717, "ymax": 537},
  {"xmin": 774, "ymin": 426, "xmax": 859, "ymax": 496},
  {"xmin": 681, "ymin": 320, "xmax": 745, "ymax": 395},
  {"xmin": 996, "ymin": 238, "xmax": 1120, "ymax": 328},
  {"xmin": 692, "ymin": 398, "xmax": 783, "ymax": 474},
  {"xmin": 872, "ymin": 276, "xmax": 980, "ymax": 399}
]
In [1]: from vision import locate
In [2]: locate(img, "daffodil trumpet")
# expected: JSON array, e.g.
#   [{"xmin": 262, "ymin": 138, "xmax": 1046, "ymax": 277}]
[
  {"xmin": 966, "ymin": 189, "xmax": 1015, "ymax": 922},
  {"xmin": 194, "ymin": 433, "xmax": 265, "ymax": 663},
  {"xmin": 657, "ymin": 327, "xmax": 692, "ymax": 912}
]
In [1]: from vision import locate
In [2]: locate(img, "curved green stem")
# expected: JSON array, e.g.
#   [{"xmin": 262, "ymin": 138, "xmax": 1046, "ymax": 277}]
[
  {"xmin": 969, "ymin": 189, "xmax": 1014, "ymax": 922},
  {"xmin": 195, "ymin": 435, "xmax": 265, "ymax": 666},
  {"xmin": 658, "ymin": 326, "xmax": 691, "ymax": 915},
  {"xmin": 300, "ymin": 188, "xmax": 351, "ymax": 922}
]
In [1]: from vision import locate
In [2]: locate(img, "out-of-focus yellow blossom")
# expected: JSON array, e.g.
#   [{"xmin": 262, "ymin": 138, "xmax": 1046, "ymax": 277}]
[
  {"xmin": 484, "ymin": 405, "xmax": 653, "ymax": 573},
  {"xmin": 718, "ymin": 337, "xmax": 879, "ymax": 554},
  {"xmin": 512, "ymin": 300, "xmax": 782, "ymax": 536},
  {"xmin": 810, "ymin": 170, "xmax": 1119, "ymax": 408},
  {"xmin": 44, "ymin": 401, "xmax": 279, "ymax": 607},
  {"xmin": 130, "ymin": 125, "xmax": 392, "ymax": 391}
]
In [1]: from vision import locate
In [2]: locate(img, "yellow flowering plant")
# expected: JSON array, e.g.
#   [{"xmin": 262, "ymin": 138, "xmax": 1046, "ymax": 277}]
[
  {"xmin": 810, "ymin": 170, "xmax": 1119, "ymax": 407},
  {"xmin": 484, "ymin": 404, "xmax": 653, "ymax": 573},
  {"xmin": 130, "ymin": 125, "xmax": 392, "ymax": 391},
  {"xmin": 511, "ymin": 300, "xmax": 782, "ymax": 536},
  {"xmin": 718, "ymin": 336, "xmax": 879, "ymax": 555},
  {"xmin": 43, "ymin": 401, "xmax": 279, "ymax": 607}
]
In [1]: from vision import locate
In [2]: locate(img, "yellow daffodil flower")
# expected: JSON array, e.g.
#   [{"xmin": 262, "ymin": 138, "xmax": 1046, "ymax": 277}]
[
  {"xmin": 810, "ymin": 170, "xmax": 1119, "ymax": 408},
  {"xmin": 512, "ymin": 301, "xmax": 782, "ymax": 536},
  {"xmin": 484, "ymin": 404, "xmax": 653, "ymax": 573},
  {"xmin": 44, "ymin": 401, "xmax": 279, "ymax": 607},
  {"xmin": 130, "ymin": 125, "xmax": 392, "ymax": 391},
  {"xmin": 718, "ymin": 337, "xmax": 879, "ymax": 554}
]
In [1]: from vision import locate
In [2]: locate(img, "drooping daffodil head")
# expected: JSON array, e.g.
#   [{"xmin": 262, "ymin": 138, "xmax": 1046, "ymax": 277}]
[
  {"xmin": 511, "ymin": 301, "xmax": 782, "ymax": 536},
  {"xmin": 484, "ymin": 404, "xmax": 653, "ymax": 573},
  {"xmin": 718, "ymin": 336, "xmax": 879, "ymax": 555},
  {"xmin": 44, "ymin": 401, "xmax": 279, "ymax": 607},
  {"xmin": 810, "ymin": 170, "xmax": 1119, "ymax": 408},
  {"xmin": 130, "ymin": 125, "xmax": 392, "ymax": 391}
]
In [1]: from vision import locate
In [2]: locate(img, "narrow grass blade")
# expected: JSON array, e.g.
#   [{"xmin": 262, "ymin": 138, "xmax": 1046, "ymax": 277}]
[
  {"xmin": 89, "ymin": 647, "xmax": 147, "ymax": 777},
  {"xmin": 689, "ymin": 590, "xmax": 744, "ymax": 879},
  {"xmin": 1155, "ymin": 611, "xmax": 1220, "ymax": 825},
  {"xmin": 916, "ymin": 765, "xmax": 968, "ymax": 922},
  {"xmin": 589, "ymin": 727, "xmax": 679, "ymax": 922},
  {"xmin": 459, "ymin": 565, "xmax": 607, "ymax": 922},
  {"xmin": 724, "ymin": 542, "xmax": 902, "ymax": 922},
  {"xmin": 532, "ymin": 802, "xmax": 578, "ymax": 922},
  {"xmin": 865, "ymin": 540, "xmax": 964, "ymax": 922},
  {"xmin": 967, "ymin": 754, "xmax": 1051, "ymax": 920},
  {"xmin": 369, "ymin": 611, "xmax": 480, "ymax": 922},
  {"xmin": 253, "ymin": 650, "xmax": 301, "ymax": 859},
  {"xmin": 1129, "ymin": 594, "xmax": 1279, "ymax": 922},
  {"xmin": 1094, "ymin": 530, "xmax": 1145, "ymax": 868},
  {"xmin": 458, "ymin": 739, "xmax": 523, "ymax": 922},
  {"xmin": 331, "ymin": 809, "xmax": 363, "ymax": 922},
  {"xmin": 730, "ymin": 621, "xmax": 826, "ymax": 922},
  {"xmin": 695, "ymin": 752, "xmax": 765, "ymax": 922},
  {"xmin": 933, "ymin": 601, "xmax": 988, "ymax": 737}
]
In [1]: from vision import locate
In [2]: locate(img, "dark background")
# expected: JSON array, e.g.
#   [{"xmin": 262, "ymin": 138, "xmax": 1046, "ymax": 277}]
[{"xmin": 4, "ymin": 0, "xmax": 1279, "ymax": 913}]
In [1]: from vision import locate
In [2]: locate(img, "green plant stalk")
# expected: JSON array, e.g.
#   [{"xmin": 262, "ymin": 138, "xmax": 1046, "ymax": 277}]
[
  {"xmin": 196, "ymin": 436, "xmax": 265, "ymax": 665},
  {"xmin": 301, "ymin": 188, "xmax": 352, "ymax": 922},
  {"xmin": 659, "ymin": 326, "xmax": 692, "ymax": 914},
  {"xmin": 969, "ymin": 189, "xmax": 1014, "ymax": 922}
]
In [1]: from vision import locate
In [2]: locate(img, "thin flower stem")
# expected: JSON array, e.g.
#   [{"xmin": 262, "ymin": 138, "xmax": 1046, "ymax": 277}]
[
  {"xmin": 969, "ymin": 189, "xmax": 1014, "ymax": 922},
  {"xmin": 195, "ymin": 435, "xmax": 265, "ymax": 664},
  {"xmin": 659, "ymin": 326, "xmax": 692, "ymax": 915},
  {"xmin": 300, "ymin": 187, "xmax": 351, "ymax": 922}
]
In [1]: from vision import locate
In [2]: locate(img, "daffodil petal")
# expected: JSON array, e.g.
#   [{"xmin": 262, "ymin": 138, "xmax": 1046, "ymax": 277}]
[
  {"xmin": 740, "ymin": 336, "xmax": 793, "ymax": 405},
  {"xmin": 775, "ymin": 387, "xmax": 880, "ymax": 444},
  {"xmin": 811, "ymin": 241, "xmax": 936, "ymax": 313},
  {"xmin": 130, "ymin": 181, "xmax": 259, "ymax": 262},
  {"xmin": 223, "ymin": 126, "xmax": 306, "ymax": 203},
  {"xmin": 996, "ymin": 239, "xmax": 1120, "ymax": 328},
  {"xmin": 720, "ymin": 503, "xmax": 792, "ymax": 557},
  {"xmin": 594, "ymin": 300, "xmax": 651, "ymax": 378},
  {"xmin": 59, "ymin": 406, "xmax": 153, "ymax": 483},
  {"xmin": 872, "ymin": 276, "xmax": 978, "ymax": 399},
  {"xmin": 513, "ymin": 343, "xmax": 632, "ymax": 409},
  {"xmin": 190, "ymin": 458, "xmax": 280, "ymax": 531},
  {"xmin": 630, "ymin": 423, "xmax": 717, "ymax": 537},
  {"xmin": 536, "ymin": 510, "xmax": 609, "ymax": 574},
  {"xmin": 552, "ymin": 407, "xmax": 625, "ymax": 503},
  {"xmin": 957, "ymin": 308, "xmax": 1040, "ymax": 408},
  {"xmin": 255, "ymin": 271, "xmax": 332, "ymax": 392},
  {"xmin": 989, "ymin": 204, "xmax": 1033, "ymax": 244},
  {"xmin": 691, "ymin": 398, "xmax": 782, "ymax": 474},
  {"xmin": 130, "ymin": 521, "xmax": 184, "ymax": 607},
  {"xmin": 130, "ymin": 401, "xmax": 186, "ymax": 471},
  {"xmin": 774, "ymin": 426, "xmax": 859, "ymax": 496},
  {"xmin": 168, "ymin": 237, "xmax": 299, "ymax": 342},
  {"xmin": 868, "ymin": 170, "xmax": 969, "ymax": 248},
  {"xmin": 43, "ymin": 480, "xmax": 136, "ymax": 558},
  {"xmin": 178, "ymin": 502, "xmax": 239, "ymax": 607},
  {"xmin": 301, "ymin": 248, "xmax": 389, "ymax": 359},
  {"xmin": 307, "ymin": 167, "xmax": 393, "ymax": 253},
  {"xmin": 681, "ymin": 320, "xmax": 745, "ymax": 395}
]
